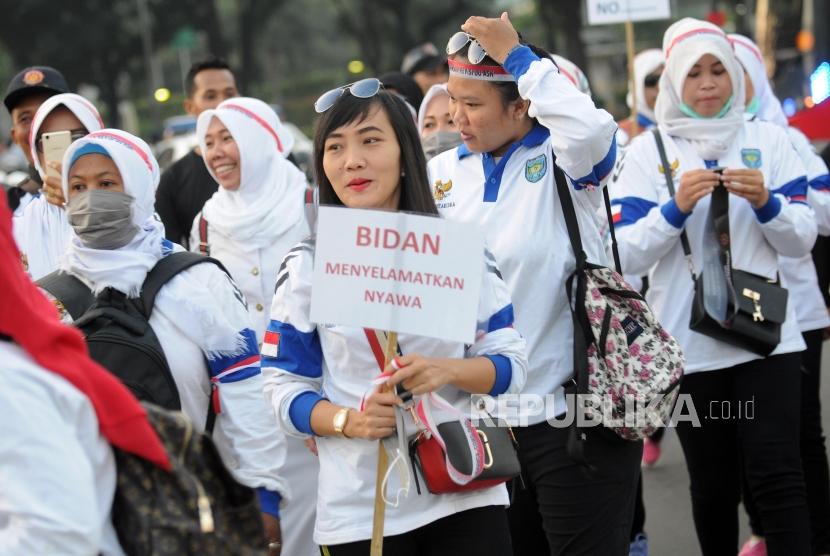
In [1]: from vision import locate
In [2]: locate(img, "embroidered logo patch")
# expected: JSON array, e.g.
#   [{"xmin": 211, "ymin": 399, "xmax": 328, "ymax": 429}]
[
  {"xmin": 741, "ymin": 148, "xmax": 762, "ymax": 169},
  {"xmin": 23, "ymin": 69, "xmax": 44, "ymax": 85},
  {"xmin": 525, "ymin": 154, "xmax": 547, "ymax": 183},
  {"xmin": 433, "ymin": 179, "xmax": 452, "ymax": 201},
  {"xmin": 621, "ymin": 316, "xmax": 644, "ymax": 346},
  {"xmin": 657, "ymin": 158, "xmax": 680, "ymax": 179}
]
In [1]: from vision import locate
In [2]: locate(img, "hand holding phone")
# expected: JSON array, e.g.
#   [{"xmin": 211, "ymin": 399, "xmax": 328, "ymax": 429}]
[{"xmin": 40, "ymin": 131, "xmax": 72, "ymax": 206}]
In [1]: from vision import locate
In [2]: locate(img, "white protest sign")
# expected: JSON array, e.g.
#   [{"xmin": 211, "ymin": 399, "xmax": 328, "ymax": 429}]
[
  {"xmin": 310, "ymin": 206, "xmax": 484, "ymax": 344},
  {"xmin": 586, "ymin": 0, "xmax": 670, "ymax": 24}
]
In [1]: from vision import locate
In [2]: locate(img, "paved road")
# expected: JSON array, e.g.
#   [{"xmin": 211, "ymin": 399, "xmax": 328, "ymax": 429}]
[{"xmin": 641, "ymin": 342, "xmax": 830, "ymax": 555}]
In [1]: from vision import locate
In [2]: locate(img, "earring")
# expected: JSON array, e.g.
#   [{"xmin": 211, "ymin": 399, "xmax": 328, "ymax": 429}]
[{"xmin": 401, "ymin": 170, "xmax": 406, "ymax": 177}]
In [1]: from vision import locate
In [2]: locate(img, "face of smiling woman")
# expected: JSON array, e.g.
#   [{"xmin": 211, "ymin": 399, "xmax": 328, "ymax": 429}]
[
  {"xmin": 203, "ymin": 116, "xmax": 241, "ymax": 191},
  {"xmin": 322, "ymin": 105, "xmax": 403, "ymax": 211}
]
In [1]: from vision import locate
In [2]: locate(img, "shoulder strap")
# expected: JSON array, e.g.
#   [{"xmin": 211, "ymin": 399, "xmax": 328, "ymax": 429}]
[
  {"xmin": 552, "ymin": 163, "xmax": 587, "ymax": 270},
  {"xmin": 138, "ymin": 251, "xmax": 230, "ymax": 318},
  {"xmin": 197, "ymin": 212, "xmax": 210, "ymax": 256},
  {"xmin": 36, "ymin": 271, "xmax": 96, "ymax": 321},
  {"xmin": 652, "ymin": 128, "xmax": 695, "ymax": 278}
]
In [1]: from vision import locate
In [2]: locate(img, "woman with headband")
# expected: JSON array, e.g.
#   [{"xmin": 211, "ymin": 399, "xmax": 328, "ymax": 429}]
[
  {"xmin": 611, "ymin": 18, "xmax": 814, "ymax": 555},
  {"xmin": 264, "ymin": 78, "xmax": 528, "ymax": 554},
  {"xmin": 730, "ymin": 33, "xmax": 830, "ymax": 556},
  {"xmin": 430, "ymin": 12, "xmax": 639, "ymax": 555},
  {"xmin": 192, "ymin": 97, "xmax": 318, "ymax": 556},
  {"xmin": 52, "ymin": 129, "xmax": 288, "ymax": 555},
  {"xmin": 15, "ymin": 93, "xmax": 103, "ymax": 280}
]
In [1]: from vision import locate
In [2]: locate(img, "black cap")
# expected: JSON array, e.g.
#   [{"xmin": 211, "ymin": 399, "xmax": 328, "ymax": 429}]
[
  {"xmin": 401, "ymin": 43, "xmax": 446, "ymax": 76},
  {"xmin": 4, "ymin": 66, "xmax": 69, "ymax": 113}
]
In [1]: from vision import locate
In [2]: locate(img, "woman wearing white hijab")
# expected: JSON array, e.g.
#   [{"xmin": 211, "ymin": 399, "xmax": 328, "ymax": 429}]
[
  {"xmin": 191, "ymin": 97, "xmax": 310, "ymax": 340},
  {"xmin": 417, "ymin": 84, "xmax": 462, "ymax": 161},
  {"xmin": 610, "ymin": 18, "xmax": 814, "ymax": 555},
  {"xmin": 55, "ymin": 129, "xmax": 288, "ymax": 554},
  {"xmin": 192, "ymin": 98, "xmax": 318, "ymax": 556},
  {"xmin": 617, "ymin": 49, "xmax": 664, "ymax": 146},
  {"xmin": 14, "ymin": 93, "xmax": 103, "ymax": 280},
  {"xmin": 731, "ymin": 33, "xmax": 830, "ymax": 556}
]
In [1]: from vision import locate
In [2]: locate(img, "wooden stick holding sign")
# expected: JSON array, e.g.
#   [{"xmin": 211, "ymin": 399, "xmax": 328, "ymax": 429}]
[
  {"xmin": 625, "ymin": 19, "xmax": 639, "ymax": 137},
  {"xmin": 370, "ymin": 331, "xmax": 398, "ymax": 556}
]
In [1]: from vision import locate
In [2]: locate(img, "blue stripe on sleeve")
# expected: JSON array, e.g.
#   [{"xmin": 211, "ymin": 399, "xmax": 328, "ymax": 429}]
[
  {"xmin": 487, "ymin": 304, "xmax": 515, "ymax": 332},
  {"xmin": 772, "ymin": 175, "xmax": 809, "ymax": 199},
  {"xmin": 660, "ymin": 198, "xmax": 690, "ymax": 229},
  {"xmin": 754, "ymin": 194, "xmax": 783, "ymax": 223},
  {"xmin": 261, "ymin": 320, "xmax": 323, "ymax": 378},
  {"xmin": 502, "ymin": 45, "xmax": 540, "ymax": 80},
  {"xmin": 485, "ymin": 355, "xmax": 513, "ymax": 396},
  {"xmin": 570, "ymin": 136, "xmax": 617, "ymax": 189},
  {"xmin": 611, "ymin": 196, "xmax": 658, "ymax": 228},
  {"xmin": 289, "ymin": 391, "xmax": 325, "ymax": 435},
  {"xmin": 809, "ymin": 174, "xmax": 830, "ymax": 192},
  {"xmin": 206, "ymin": 328, "xmax": 261, "ymax": 382},
  {"xmin": 257, "ymin": 488, "xmax": 281, "ymax": 519}
]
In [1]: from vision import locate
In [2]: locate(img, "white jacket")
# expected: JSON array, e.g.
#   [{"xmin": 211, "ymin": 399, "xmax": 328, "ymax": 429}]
[
  {"xmin": 428, "ymin": 46, "xmax": 617, "ymax": 424},
  {"xmin": 48, "ymin": 254, "xmax": 289, "ymax": 514},
  {"xmin": 0, "ymin": 341, "xmax": 124, "ymax": 555},
  {"xmin": 189, "ymin": 212, "xmax": 309, "ymax": 342},
  {"xmin": 610, "ymin": 121, "xmax": 815, "ymax": 373},
  {"xmin": 263, "ymin": 238, "xmax": 527, "ymax": 545}
]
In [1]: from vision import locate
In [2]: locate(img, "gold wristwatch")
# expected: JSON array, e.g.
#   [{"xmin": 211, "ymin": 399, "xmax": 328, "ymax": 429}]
[{"xmin": 333, "ymin": 407, "xmax": 351, "ymax": 438}]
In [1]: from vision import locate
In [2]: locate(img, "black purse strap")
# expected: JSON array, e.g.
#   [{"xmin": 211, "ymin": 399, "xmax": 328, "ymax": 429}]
[
  {"xmin": 552, "ymin": 163, "xmax": 622, "ymax": 274},
  {"xmin": 652, "ymin": 128, "xmax": 697, "ymax": 278}
]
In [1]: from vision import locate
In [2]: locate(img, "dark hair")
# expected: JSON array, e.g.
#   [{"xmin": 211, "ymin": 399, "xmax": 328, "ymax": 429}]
[
  {"xmin": 379, "ymin": 72, "xmax": 424, "ymax": 110},
  {"xmin": 186, "ymin": 56, "xmax": 235, "ymax": 98},
  {"xmin": 451, "ymin": 42, "xmax": 552, "ymax": 108},
  {"xmin": 313, "ymin": 90, "xmax": 438, "ymax": 215}
]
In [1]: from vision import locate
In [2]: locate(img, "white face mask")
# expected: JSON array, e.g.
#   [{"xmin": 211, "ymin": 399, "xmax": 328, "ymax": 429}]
[{"xmin": 66, "ymin": 189, "xmax": 138, "ymax": 250}]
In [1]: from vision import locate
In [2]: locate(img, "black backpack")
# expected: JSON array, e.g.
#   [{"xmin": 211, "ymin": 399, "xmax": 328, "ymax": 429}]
[{"xmin": 38, "ymin": 252, "xmax": 229, "ymax": 427}]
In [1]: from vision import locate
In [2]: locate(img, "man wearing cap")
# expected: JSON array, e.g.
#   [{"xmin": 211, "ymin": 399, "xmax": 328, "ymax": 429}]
[
  {"xmin": 401, "ymin": 43, "xmax": 449, "ymax": 95},
  {"xmin": 3, "ymin": 66, "xmax": 69, "ymax": 214}
]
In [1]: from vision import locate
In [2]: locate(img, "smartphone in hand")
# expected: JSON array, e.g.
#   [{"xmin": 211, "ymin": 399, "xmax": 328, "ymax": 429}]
[{"xmin": 41, "ymin": 130, "xmax": 72, "ymax": 181}]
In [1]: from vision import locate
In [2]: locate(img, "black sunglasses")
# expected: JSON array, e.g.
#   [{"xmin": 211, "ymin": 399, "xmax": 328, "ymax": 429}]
[{"xmin": 644, "ymin": 73, "xmax": 661, "ymax": 88}]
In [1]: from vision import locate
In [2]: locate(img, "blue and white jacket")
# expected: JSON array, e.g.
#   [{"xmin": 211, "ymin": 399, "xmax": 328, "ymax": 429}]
[
  {"xmin": 262, "ymin": 238, "xmax": 527, "ymax": 545},
  {"xmin": 428, "ymin": 45, "xmax": 618, "ymax": 424},
  {"xmin": 610, "ymin": 121, "xmax": 816, "ymax": 372}
]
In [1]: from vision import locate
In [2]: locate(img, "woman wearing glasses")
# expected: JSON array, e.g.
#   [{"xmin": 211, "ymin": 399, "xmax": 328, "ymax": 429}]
[
  {"xmin": 611, "ymin": 19, "xmax": 814, "ymax": 555},
  {"xmin": 617, "ymin": 49, "xmax": 664, "ymax": 147},
  {"xmin": 428, "ymin": 13, "xmax": 640, "ymax": 556},
  {"xmin": 190, "ymin": 97, "xmax": 318, "ymax": 556},
  {"xmin": 14, "ymin": 93, "xmax": 103, "ymax": 280},
  {"xmin": 263, "ymin": 78, "xmax": 528, "ymax": 555}
]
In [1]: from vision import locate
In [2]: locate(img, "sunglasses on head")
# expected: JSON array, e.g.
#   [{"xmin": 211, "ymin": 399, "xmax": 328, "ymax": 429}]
[
  {"xmin": 314, "ymin": 78, "xmax": 383, "ymax": 114},
  {"xmin": 644, "ymin": 73, "xmax": 661, "ymax": 88},
  {"xmin": 36, "ymin": 129, "xmax": 88, "ymax": 153},
  {"xmin": 446, "ymin": 31, "xmax": 490, "ymax": 65}
]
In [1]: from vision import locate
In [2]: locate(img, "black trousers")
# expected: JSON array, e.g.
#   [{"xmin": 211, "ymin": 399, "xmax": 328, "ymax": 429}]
[
  {"xmin": 743, "ymin": 330, "xmax": 830, "ymax": 554},
  {"xmin": 506, "ymin": 421, "xmax": 642, "ymax": 555},
  {"xmin": 319, "ymin": 505, "xmax": 513, "ymax": 556},
  {"xmin": 675, "ymin": 353, "xmax": 811, "ymax": 556}
]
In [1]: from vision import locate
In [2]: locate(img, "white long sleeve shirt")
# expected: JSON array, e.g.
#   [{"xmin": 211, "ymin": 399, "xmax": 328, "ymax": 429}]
[
  {"xmin": 0, "ymin": 341, "xmax": 124, "ymax": 556},
  {"xmin": 610, "ymin": 121, "xmax": 815, "ymax": 373},
  {"xmin": 263, "ymin": 238, "xmax": 527, "ymax": 545},
  {"xmin": 428, "ymin": 46, "xmax": 618, "ymax": 424}
]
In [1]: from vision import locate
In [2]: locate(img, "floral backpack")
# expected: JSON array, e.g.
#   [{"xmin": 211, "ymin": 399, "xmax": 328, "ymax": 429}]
[{"xmin": 553, "ymin": 163, "xmax": 684, "ymax": 456}]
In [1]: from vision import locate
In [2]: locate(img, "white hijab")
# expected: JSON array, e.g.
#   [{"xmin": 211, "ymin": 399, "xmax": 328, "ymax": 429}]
[
  {"xmin": 417, "ymin": 84, "xmax": 449, "ymax": 136},
  {"xmin": 655, "ymin": 18, "xmax": 746, "ymax": 160},
  {"xmin": 19, "ymin": 93, "xmax": 104, "ymax": 280},
  {"xmin": 627, "ymin": 49, "xmax": 664, "ymax": 124},
  {"xmin": 552, "ymin": 55, "xmax": 592, "ymax": 97},
  {"xmin": 729, "ymin": 34, "xmax": 789, "ymax": 128},
  {"xmin": 197, "ymin": 97, "xmax": 307, "ymax": 251},
  {"xmin": 61, "ymin": 130, "xmax": 244, "ymax": 355}
]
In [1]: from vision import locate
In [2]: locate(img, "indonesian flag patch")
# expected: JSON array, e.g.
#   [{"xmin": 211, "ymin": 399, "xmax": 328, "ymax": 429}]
[{"xmin": 262, "ymin": 330, "xmax": 280, "ymax": 358}]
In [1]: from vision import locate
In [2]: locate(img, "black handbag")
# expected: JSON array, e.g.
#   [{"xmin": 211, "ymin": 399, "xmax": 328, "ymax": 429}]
[{"xmin": 654, "ymin": 129, "xmax": 788, "ymax": 356}]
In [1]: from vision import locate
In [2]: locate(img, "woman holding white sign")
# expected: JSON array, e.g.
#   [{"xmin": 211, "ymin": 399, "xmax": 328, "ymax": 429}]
[
  {"xmin": 428, "ymin": 12, "xmax": 641, "ymax": 555},
  {"xmin": 263, "ymin": 82, "xmax": 528, "ymax": 554},
  {"xmin": 611, "ymin": 18, "xmax": 814, "ymax": 556}
]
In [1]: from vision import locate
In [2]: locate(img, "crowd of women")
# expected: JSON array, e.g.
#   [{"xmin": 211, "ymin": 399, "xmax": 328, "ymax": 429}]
[{"xmin": 1, "ymin": 10, "xmax": 829, "ymax": 556}]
